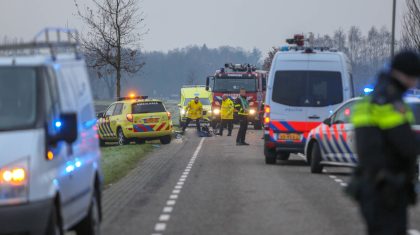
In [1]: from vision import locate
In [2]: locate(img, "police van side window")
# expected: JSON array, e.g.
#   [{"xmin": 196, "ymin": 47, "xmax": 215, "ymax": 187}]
[{"xmin": 105, "ymin": 104, "xmax": 116, "ymax": 117}]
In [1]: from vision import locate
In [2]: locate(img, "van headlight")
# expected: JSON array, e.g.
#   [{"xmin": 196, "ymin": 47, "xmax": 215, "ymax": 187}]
[
  {"xmin": 181, "ymin": 109, "xmax": 186, "ymax": 115},
  {"xmin": 0, "ymin": 159, "xmax": 29, "ymax": 205},
  {"xmin": 213, "ymin": 109, "xmax": 220, "ymax": 115},
  {"xmin": 249, "ymin": 109, "xmax": 256, "ymax": 115}
]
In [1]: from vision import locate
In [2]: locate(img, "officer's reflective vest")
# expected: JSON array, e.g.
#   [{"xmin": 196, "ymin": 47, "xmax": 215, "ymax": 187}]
[
  {"xmin": 221, "ymin": 99, "xmax": 234, "ymax": 120},
  {"xmin": 351, "ymin": 97, "xmax": 415, "ymax": 130},
  {"xmin": 187, "ymin": 100, "xmax": 203, "ymax": 120},
  {"xmin": 235, "ymin": 96, "xmax": 249, "ymax": 116}
]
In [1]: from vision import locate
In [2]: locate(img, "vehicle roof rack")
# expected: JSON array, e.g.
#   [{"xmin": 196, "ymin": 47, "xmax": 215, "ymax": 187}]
[{"xmin": 0, "ymin": 27, "xmax": 81, "ymax": 61}]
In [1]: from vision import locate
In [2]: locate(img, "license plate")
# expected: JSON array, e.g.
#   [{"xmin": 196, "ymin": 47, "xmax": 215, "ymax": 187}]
[
  {"xmin": 278, "ymin": 133, "xmax": 301, "ymax": 141},
  {"xmin": 144, "ymin": 118, "xmax": 160, "ymax": 123}
]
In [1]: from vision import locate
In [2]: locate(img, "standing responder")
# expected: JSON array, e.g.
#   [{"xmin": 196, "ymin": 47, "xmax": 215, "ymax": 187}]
[
  {"xmin": 182, "ymin": 96, "xmax": 203, "ymax": 133},
  {"xmin": 234, "ymin": 88, "xmax": 250, "ymax": 145},
  {"xmin": 348, "ymin": 51, "xmax": 420, "ymax": 235},
  {"xmin": 219, "ymin": 94, "xmax": 234, "ymax": 136}
]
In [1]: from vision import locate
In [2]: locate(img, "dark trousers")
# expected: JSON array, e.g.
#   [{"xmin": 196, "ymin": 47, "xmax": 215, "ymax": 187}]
[
  {"xmin": 236, "ymin": 115, "xmax": 248, "ymax": 143},
  {"xmin": 358, "ymin": 180, "xmax": 408, "ymax": 235},
  {"xmin": 219, "ymin": 119, "xmax": 233, "ymax": 135},
  {"xmin": 183, "ymin": 118, "xmax": 201, "ymax": 132}
]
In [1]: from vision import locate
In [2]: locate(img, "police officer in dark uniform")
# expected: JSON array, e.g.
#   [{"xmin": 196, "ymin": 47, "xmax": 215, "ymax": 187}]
[
  {"xmin": 235, "ymin": 88, "xmax": 250, "ymax": 145},
  {"xmin": 348, "ymin": 51, "xmax": 420, "ymax": 235}
]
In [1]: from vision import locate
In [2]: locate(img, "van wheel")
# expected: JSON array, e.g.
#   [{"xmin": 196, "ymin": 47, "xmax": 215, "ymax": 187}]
[
  {"xmin": 310, "ymin": 143, "xmax": 323, "ymax": 174},
  {"xmin": 75, "ymin": 189, "xmax": 101, "ymax": 235},
  {"xmin": 117, "ymin": 128, "xmax": 128, "ymax": 146},
  {"xmin": 253, "ymin": 121, "xmax": 262, "ymax": 130},
  {"xmin": 278, "ymin": 152, "xmax": 290, "ymax": 161},
  {"xmin": 160, "ymin": 135, "xmax": 172, "ymax": 145},
  {"xmin": 46, "ymin": 204, "xmax": 63, "ymax": 235},
  {"xmin": 264, "ymin": 146, "xmax": 277, "ymax": 165}
]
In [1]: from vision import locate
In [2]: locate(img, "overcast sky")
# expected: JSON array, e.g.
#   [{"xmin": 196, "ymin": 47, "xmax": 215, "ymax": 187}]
[{"xmin": 0, "ymin": 0, "xmax": 407, "ymax": 54}]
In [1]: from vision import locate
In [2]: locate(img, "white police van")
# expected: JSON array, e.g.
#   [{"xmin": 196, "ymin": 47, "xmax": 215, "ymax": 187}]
[
  {"xmin": 0, "ymin": 28, "xmax": 102, "ymax": 234},
  {"xmin": 305, "ymin": 95, "xmax": 420, "ymax": 181},
  {"xmin": 264, "ymin": 38, "xmax": 354, "ymax": 164}
]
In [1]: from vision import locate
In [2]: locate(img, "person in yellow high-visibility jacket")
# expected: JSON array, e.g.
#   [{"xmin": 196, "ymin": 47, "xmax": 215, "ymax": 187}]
[
  {"xmin": 182, "ymin": 96, "xmax": 203, "ymax": 132},
  {"xmin": 218, "ymin": 94, "xmax": 234, "ymax": 136}
]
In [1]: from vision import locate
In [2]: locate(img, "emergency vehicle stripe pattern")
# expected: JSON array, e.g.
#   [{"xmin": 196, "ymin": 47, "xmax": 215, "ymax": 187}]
[
  {"xmin": 133, "ymin": 122, "xmax": 168, "ymax": 133},
  {"xmin": 268, "ymin": 121, "xmax": 320, "ymax": 143}
]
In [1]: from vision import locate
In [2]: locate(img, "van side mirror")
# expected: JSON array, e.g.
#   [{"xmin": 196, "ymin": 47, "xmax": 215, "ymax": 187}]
[
  {"xmin": 49, "ymin": 113, "xmax": 78, "ymax": 145},
  {"xmin": 323, "ymin": 118, "xmax": 331, "ymax": 126},
  {"xmin": 206, "ymin": 76, "xmax": 210, "ymax": 91},
  {"xmin": 96, "ymin": 112, "xmax": 104, "ymax": 119}
]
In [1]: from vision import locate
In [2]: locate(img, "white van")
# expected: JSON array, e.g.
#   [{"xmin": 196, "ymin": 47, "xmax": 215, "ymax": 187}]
[
  {"xmin": 264, "ymin": 47, "xmax": 354, "ymax": 164},
  {"xmin": 0, "ymin": 28, "xmax": 102, "ymax": 234}
]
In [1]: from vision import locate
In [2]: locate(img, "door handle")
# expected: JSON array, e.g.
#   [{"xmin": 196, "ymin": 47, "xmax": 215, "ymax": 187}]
[{"xmin": 308, "ymin": 115, "xmax": 320, "ymax": 119}]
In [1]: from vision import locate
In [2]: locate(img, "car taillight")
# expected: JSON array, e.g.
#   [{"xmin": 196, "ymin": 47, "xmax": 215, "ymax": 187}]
[
  {"xmin": 167, "ymin": 112, "xmax": 172, "ymax": 119},
  {"xmin": 264, "ymin": 105, "xmax": 271, "ymax": 128},
  {"xmin": 126, "ymin": 114, "xmax": 133, "ymax": 122}
]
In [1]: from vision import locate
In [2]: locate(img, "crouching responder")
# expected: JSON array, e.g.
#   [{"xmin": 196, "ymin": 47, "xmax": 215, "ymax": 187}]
[
  {"xmin": 219, "ymin": 94, "xmax": 234, "ymax": 136},
  {"xmin": 347, "ymin": 51, "xmax": 420, "ymax": 235},
  {"xmin": 182, "ymin": 96, "xmax": 203, "ymax": 133}
]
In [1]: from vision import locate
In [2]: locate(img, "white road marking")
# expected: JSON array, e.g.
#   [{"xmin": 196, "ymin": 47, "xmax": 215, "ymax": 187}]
[
  {"xmin": 159, "ymin": 214, "xmax": 171, "ymax": 221},
  {"xmin": 329, "ymin": 175, "xmax": 337, "ymax": 179},
  {"xmin": 334, "ymin": 179, "xmax": 343, "ymax": 183},
  {"xmin": 340, "ymin": 182, "xmax": 348, "ymax": 187},
  {"xmin": 155, "ymin": 223, "xmax": 166, "ymax": 231},
  {"xmin": 151, "ymin": 138, "xmax": 205, "ymax": 235},
  {"xmin": 408, "ymin": 229, "xmax": 420, "ymax": 235}
]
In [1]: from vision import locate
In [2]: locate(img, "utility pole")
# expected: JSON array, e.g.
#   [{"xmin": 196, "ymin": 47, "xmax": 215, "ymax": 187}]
[{"xmin": 391, "ymin": 0, "xmax": 397, "ymax": 57}]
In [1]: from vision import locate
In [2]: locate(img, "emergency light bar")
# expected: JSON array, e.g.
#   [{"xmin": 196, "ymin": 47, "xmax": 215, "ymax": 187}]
[
  {"xmin": 224, "ymin": 63, "xmax": 257, "ymax": 72},
  {"xmin": 286, "ymin": 34, "xmax": 306, "ymax": 47},
  {"xmin": 118, "ymin": 96, "xmax": 148, "ymax": 101}
]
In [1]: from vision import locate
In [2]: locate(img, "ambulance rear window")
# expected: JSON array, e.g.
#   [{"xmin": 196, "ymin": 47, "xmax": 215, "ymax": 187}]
[
  {"xmin": 272, "ymin": 71, "xmax": 343, "ymax": 107},
  {"xmin": 132, "ymin": 102, "xmax": 166, "ymax": 114}
]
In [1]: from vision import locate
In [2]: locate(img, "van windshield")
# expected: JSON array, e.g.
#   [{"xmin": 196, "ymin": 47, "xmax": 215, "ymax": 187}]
[
  {"xmin": 272, "ymin": 71, "xmax": 343, "ymax": 107},
  {"xmin": 0, "ymin": 67, "xmax": 37, "ymax": 131},
  {"xmin": 184, "ymin": 98, "xmax": 211, "ymax": 106}
]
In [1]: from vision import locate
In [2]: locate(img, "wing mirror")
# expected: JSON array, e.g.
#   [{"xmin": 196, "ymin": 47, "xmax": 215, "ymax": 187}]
[
  {"xmin": 49, "ymin": 113, "xmax": 78, "ymax": 145},
  {"xmin": 206, "ymin": 76, "xmax": 210, "ymax": 91},
  {"xmin": 96, "ymin": 112, "xmax": 104, "ymax": 119},
  {"xmin": 323, "ymin": 117, "xmax": 332, "ymax": 126}
]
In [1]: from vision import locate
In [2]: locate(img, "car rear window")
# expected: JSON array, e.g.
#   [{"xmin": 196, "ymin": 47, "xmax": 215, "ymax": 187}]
[
  {"xmin": 272, "ymin": 71, "xmax": 343, "ymax": 107},
  {"xmin": 132, "ymin": 102, "xmax": 166, "ymax": 114},
  {"xmin": 408, "ymin": 102, "xmax": 420, "ymax": 125}
]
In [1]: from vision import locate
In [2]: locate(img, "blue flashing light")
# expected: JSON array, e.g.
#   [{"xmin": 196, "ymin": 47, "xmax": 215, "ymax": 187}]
[
  {"xmin": 364, "ymin": 87, "xmax": 374, "ymax": 95},
  {"xmin": 280, "ymin": 46, "xmax": 289, "ymax": 52},
  {"xmin": 75, "ymin": 161, "xmax": 82, "ymax": 168},
  {"xmin": 66, "ymin": 165, "xmax": 75, "ymax": 173},
  {"xmin": 55, "ymin": 121, "xmax": 62, "ymax": 128}
]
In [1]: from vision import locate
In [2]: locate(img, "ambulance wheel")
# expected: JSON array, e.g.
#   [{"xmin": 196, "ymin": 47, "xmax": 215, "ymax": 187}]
[
  {"xmin": 253, "ymin": 121, "xmax": 262, "ymax": 130},
  {"xmin": 117, "ymin": 128, "xmax": 128, "ymax": 146},
  {"xmin": 135, "ymin": 139, "xmax": 146, "ymax": 144},
  {"xmin": 278, "ymin": 152, "xmax": 290, "ymax": 161},
  {"xmin": 264, "ymin": 146, "xmax": 277, "ymax": 165},
  {"xmin": 160, "ymin": 135, "xmax": 172, "ymax": 145},
  {"xmin": 310, "ymin": 143, "xmax": 323, "ymax": 174}
]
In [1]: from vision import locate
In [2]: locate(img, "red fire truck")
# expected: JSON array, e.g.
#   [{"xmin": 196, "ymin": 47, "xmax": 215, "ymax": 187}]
[{"xmin": 205, "ymin": 63, "xmax": 268, "ymax": 129}]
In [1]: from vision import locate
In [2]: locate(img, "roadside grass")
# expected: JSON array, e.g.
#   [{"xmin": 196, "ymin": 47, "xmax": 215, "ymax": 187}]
[{"xmin": 101, "ymin": 144, "xmax": 153, "ymax": 186}]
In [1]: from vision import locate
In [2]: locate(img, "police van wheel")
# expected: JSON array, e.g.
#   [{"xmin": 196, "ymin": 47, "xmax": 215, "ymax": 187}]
[
  {"xmin": 46, "ymin": 204, "xmax": 63, "ymax": 235},
  {"xmin": 75, "ymin": 189, "xmax": 101, "ymax": 235},
  {"xmin": 278, "ymin": 152, "xmax": 290, "ymax": 161},
  {"xmin": 264, "ymin": 146, "xmax": 277, "ymax": 165},
  {"xmin": 118, "ymin": 128, "xmax": 128, "ymax": 146},
  {"xmin": 160, "ymin": 135, "xmax": 172, "ymax": 145},
  {"xmin": 310, "ymin": 143, "xmax": 323, "ymax": 174}
]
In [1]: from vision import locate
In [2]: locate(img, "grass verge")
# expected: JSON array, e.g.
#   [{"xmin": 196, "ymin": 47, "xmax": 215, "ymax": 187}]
[{"xmin": 101, "ymin": 144, "xmax": 153, "ymax": 186}]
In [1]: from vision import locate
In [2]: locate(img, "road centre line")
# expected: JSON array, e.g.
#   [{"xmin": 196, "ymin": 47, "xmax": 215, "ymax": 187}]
[{"xmin": 151, "ymin": 138, "xmax": 205, "ymax": 234}]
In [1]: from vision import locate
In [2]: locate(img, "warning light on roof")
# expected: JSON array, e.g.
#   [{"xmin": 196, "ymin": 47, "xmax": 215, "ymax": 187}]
[{"xmin": 129, "ymin": 93, "xmax": 136, "ymax": 99}]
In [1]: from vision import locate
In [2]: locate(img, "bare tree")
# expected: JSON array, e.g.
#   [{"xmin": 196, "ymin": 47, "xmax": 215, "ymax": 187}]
[
  {"xmin": 186, "ymin": 70, "xmax": 197, "ymax": 85},
  {"xmin": 74, "ymin": 0, "xmax": 147, "ymax": 98},
  {"xmin": 262, "ymin": 47, "xmax": 279, "ymax": 71},
  {"xmin": 403, "ymin": 0, "xmax": 420, "ymax": 51},
  {"xmin": 347, "ymin": 26, "xmax": 363, "ymax": 66}
]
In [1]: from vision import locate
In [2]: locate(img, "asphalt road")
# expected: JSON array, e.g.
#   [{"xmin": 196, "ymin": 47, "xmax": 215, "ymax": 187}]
[{"xmin": 100, "ymin": 128, "xmax": 420, "ymax": 235}]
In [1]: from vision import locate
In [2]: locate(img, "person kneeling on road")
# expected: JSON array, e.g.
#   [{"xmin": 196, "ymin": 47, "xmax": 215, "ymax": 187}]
[
  {"xmin": 182, "ymin": 96, "xmax": 203, "ymax": 132},
  {"xmin": 218, "ymin": 94, "xmax": 234, "ymax": 136},
  {"xmin": 234, "ymin": 88, "xmax": 250, "ymax": 145}
]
